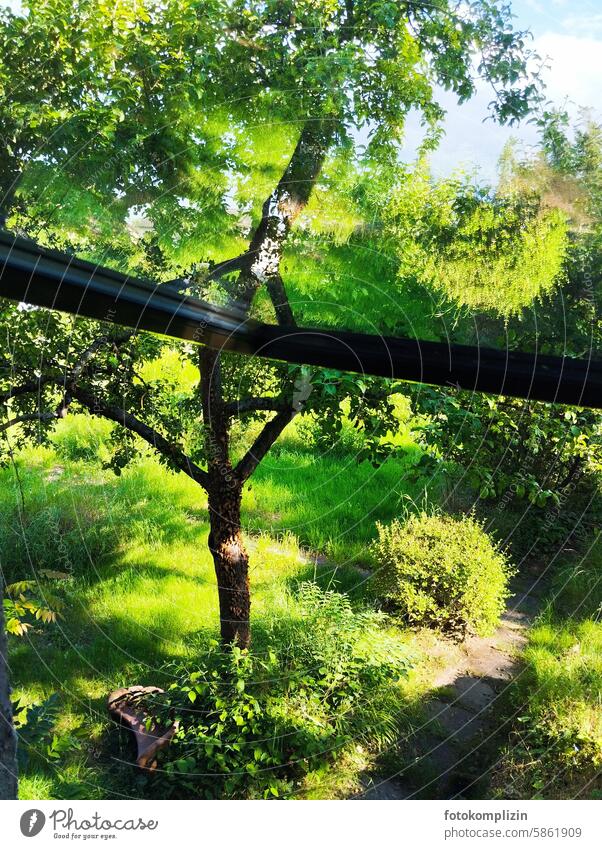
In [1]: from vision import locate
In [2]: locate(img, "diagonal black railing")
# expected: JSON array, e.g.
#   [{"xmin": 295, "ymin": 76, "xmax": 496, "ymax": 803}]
[{"xmin": 1, "ymin": 230, "xmax": 601, "ymax": 409}]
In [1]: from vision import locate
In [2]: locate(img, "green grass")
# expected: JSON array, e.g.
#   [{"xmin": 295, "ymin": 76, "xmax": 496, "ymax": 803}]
[
  {"xmin": 492, "ymin": 538, "xmax": 602, "ymax": 799},
  {"xmin": 1, "ymin": 416, "xmax": 431, "ymax": 799},
  {"xmin": 247, "ymin": 445, "xmax": 425, "ymax": 565},
  {"xmin": 8, "ymin": 412, "xmax": 599, "ymax": 801}
]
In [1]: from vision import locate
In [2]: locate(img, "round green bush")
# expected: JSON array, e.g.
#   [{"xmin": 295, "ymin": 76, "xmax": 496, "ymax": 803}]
[{"xmin": 371, "ymin": 512, "xmax": 513, "ymax": 637}]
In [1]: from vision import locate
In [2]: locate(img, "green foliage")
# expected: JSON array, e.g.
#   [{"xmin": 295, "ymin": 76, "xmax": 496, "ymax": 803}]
[
  {"xmin": 0, "ymin": 467, "xmax": 113, "ymax": 584},
  {"xmin": 3, "ymin": 572, "xmax": 66, "ymax": 637},
  {"xmin": 148, "ymin": 583, "xmax": 410, "ymax": 799},
  {"xmin": 1, "ymin": 0, "xmax": 598, "ymax": 805},
  {"xmin": 295, "ymin": 409, "xmax": 366, "ymax": 456},
  {"xmin": 294, "ymin": 367, "xmax": 404, "ymax": 465},
  {"xmin": 408, "ymin": 387, "xmax": 602, "ymax": 513},
  {"xmin": 494, "ymin": 544, "xmax": 602, "ymax": 799},
  {"xmin": 386, "ymin": 171, "xmax": 567, "ymax": 316},
  {"xmin": 371, "ymin": 512, "xmax": 512, "ymax": 636},
  {"xmin": 12, "ymin": 693, "xmax": 84, "ymax": 771},
  {"xmin": 0, "ymin": 0, "xmax": 544, "ymax": 489},
  {"xmin": 1, "ymin": 0, "xmax": 540, "ymax": 246}
]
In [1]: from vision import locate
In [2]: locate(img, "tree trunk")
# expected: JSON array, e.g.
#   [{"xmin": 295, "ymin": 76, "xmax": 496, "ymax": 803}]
[
  {"xmin": 207, "ymin": 485, "xmax": 250, "ymax": 648},
  {"xmin": 0, "ymin": 594, "xmax": 18, "ymax": 799},
  {"xmin": 197, "ymin": 121, "xmax": 335, "ymax": 648},
  {"xmin": 232, "ymin": 118, "xmax": 336, "ymax": 314},
  {"xmin": 199, "ymin": 346, "xmax": 251, "ymax": 648}
]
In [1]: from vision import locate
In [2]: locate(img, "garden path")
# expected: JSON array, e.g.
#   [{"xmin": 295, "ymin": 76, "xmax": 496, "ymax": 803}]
[{"xmin": 359, "ymin": 568, "xmax": 546, "ymax": 800}]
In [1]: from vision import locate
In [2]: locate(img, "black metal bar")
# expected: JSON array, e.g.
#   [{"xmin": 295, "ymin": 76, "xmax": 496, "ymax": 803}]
[{"xmin": 1, "ymin": 230, "xmax": 601, "ymax": 409}]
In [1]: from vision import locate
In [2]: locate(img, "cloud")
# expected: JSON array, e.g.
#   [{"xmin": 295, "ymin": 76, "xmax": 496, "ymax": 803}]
[
  {"xmin": 400, "ymin": 87, "xmax": 534, "ymax": 183},
  {"xmin": 401, "ymin": 29, "xmax": 602, "ymax": 182},
  {"xmin": 560, "ymin": 14, "xmax": 602, "ymax": 36},
  {"xmin": 535, "ymin": 32, "xmax": 602, "ymax": 112},
  {"xmin": 525, "ymin": 0, "xmax": 545, "ymax": 14}
]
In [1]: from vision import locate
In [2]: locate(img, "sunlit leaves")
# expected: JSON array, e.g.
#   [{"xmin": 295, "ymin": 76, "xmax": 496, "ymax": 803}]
[
  {"xmin": 3, "ymin": 576, "xmax": 65, "ymax": 637},
  {"xmin": 386, "ymin": 169, "xmax": 568, "ymax": 316}
]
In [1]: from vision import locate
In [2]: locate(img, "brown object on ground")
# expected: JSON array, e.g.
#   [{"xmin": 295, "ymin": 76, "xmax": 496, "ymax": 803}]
[{"xmin": 107, "ymin": 686, "xmax": 178, "ymax": 770}]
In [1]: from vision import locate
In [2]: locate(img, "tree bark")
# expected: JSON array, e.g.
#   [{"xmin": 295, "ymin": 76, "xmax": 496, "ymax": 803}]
[
  {"xmin": 232, "ymin": 118, "xmax": 336, "ymax": 315},
  {"xmin": 195, "ymin": 121, "xmax": 337, "ymax": 646},
  {"xmin": 0, "ymin": 593, "xmax": 18, "ymax": 799},
  {"xmin": 200, "ymin": 346, "xmax": 251, "ymax": 647},
  {"xmin": 207, "ymin": 484, "xmax": 250, "ymax": 648},
  {"xmin": 0, "ymin": 160, "xmax": 21, "ymax": 229}
]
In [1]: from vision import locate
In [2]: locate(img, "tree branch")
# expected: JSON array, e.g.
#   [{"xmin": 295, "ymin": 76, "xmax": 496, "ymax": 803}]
[
  {"xmin": 58, "ymin": 329, "xmax": 136, "ymax": 416},
  {"xmin": 1, "ymin": 330, "xmax": 133, "ymax": 412},
  {"xmin": 164, "ymin": 252, "xmax": 252, "ymax": 292},
  {"xmin": 0, "ymin": 375, "xmax": 60, "ymax": 406},
  {"xmin": 224, "ymin": 396, "xmax": 292, "ymax": 417},
  {"xmin": 234, "ymin": 408, "xmax": 295, "ymax": 483},
  {"xmin": 205, "ymin": 253, "xmax": 251, "ymax": 283},
  {"xmin": 70, "ymin": 330, "xmax": 133, "ymax": 382},
  {"xmin": 265, "ymin": 273, "xmax": 297, "ymax": 327},
  {"xmin": 71, "ymin": 387, "xmax": 210, "ymax": 490},
  {"xmin": 232, "ymin": 118, "xmax": 337, "ymax": 318},
  {"xmin": 0, "ymin": 412, "xmax": 58, "ymax": 433}
]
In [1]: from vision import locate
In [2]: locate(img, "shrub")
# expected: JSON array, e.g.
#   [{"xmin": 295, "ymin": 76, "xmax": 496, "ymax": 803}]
[
  {"xmin": 147, "ymin": 583, "xmax": 411, "ymax": 799},
  {"xmin": 371, "ymin": 512, "xmax": 512, "ymax": 636},
  {"xmin": 50, "ymin": 415, "xmax": 113, "ymax": 463},
  {"xmin": 407, "ymin": 387, "xmax": 602, "ymax": 516}
]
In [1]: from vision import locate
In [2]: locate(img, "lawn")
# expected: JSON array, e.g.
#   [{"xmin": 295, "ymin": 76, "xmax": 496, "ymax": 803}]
[
  {"xmin": 492, "ymin": 538, "xmax": 602, "ymax": 800},
  {"xmin": 6, "ymin": 413, "xmax": 600, "ymax": 801}
]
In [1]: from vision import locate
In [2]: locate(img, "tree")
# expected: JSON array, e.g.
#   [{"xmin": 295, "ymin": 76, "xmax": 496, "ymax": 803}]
[
  {"xmin": 383, "ymin": 165, "xmax": 567, "ymax": 316},
  {"xmin": 1, "ymin": 0, "xmax": 542, "ymax": 648},
  {"xmin": 0, "ymin": 597, "xmax": 18, "ymax": 799},
  {"xmin": 395, "ymin": 114, "xmax": 602, "ymax": 541}
]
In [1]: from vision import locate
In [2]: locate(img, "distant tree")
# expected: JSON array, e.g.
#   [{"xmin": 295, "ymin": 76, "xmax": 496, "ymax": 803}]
[
  {"xmin": 1, "ymin": 0, "xmax": 542, "ymax": 648},
  {"xmin": 402, "ymin": 113, "xmax": 602, "ymax": 523},
  {"xmin": 384, "ymin": 166, "xmax": 567, "ymax": 316},
  {"xmin": 495, "ymin": 109, "xmax": 602, "ymax": 356}
]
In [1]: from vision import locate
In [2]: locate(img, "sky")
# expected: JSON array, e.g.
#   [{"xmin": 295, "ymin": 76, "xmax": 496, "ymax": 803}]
[
  {"xmin": 402, "ymin": 0, "xmax": 602, "ymax": 180},
  {"xmin": 2, "ymin": 0, "xmax": 601, "ymax": 183}
]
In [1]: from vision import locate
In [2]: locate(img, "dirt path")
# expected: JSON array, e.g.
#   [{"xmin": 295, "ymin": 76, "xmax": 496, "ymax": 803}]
[{"xmin": 359, "ymin": 571, "xmax": 546, "ymax": 800}]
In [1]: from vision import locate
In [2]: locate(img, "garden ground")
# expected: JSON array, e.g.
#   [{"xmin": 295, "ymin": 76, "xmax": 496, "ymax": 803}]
[{"xmin": 3, "ymin": 415, "xmax": 601, "ymax": 799}]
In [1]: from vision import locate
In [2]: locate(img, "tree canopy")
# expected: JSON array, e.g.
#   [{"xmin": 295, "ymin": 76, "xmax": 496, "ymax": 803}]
[{"xmin": 1, "ymin": 0, "xmax": 551, "ymax": 648}]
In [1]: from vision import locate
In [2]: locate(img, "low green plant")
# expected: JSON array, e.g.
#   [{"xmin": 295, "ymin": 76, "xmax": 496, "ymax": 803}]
[
  {"xmin": 371, "ymin": 512, "xmax": 513, "ymax": 637},
  {"xmin": 147, "ymin": 583, "xmax": 410, "ymax": 799},
  {"xmin": 487, "ymin": 529, "xmax": 602, "ymax": 800},
  {"xmin": 493, "ymin": 613, "xmax": 602, "ymax": 799},
  {"xmin": 3, "ymin": 572, "xmax": 67, "ymax": 636},
  {"xmin": 50, "ymin": 416, "xmax": 113, "ymax": 463},
  {"xmin": 407, "ymin": 388, "xmax": 602, "ymax": 513},
  {"xmin": 12, "ymin": 693, "xmax": 84, "ymax": 771},
  {"xmin": 551, "ymin": 534, "xmax": 602, "ymax": 619}
]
